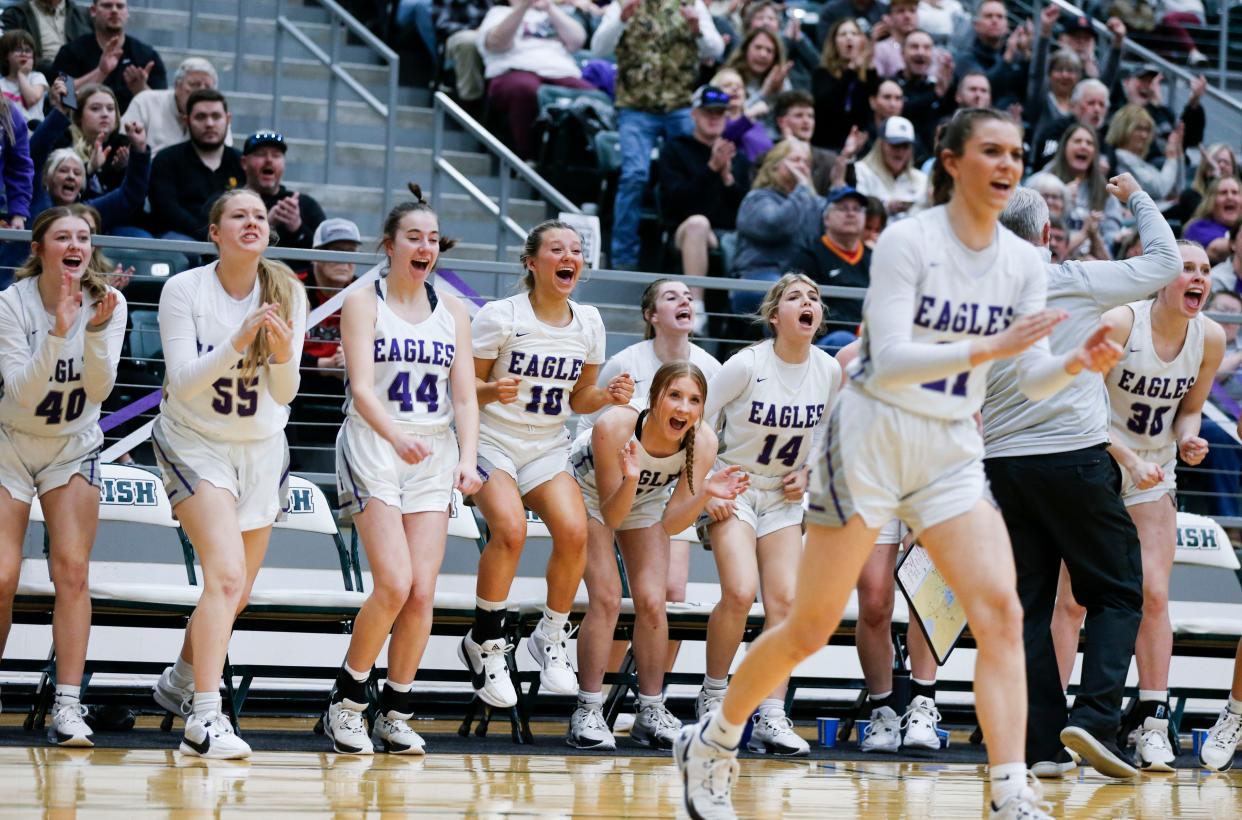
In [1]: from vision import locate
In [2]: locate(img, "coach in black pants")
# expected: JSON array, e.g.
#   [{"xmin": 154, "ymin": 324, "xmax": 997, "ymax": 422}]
[{"xmin": 982, "ymin": 174, "xmax": 1181, "ymax": 777}]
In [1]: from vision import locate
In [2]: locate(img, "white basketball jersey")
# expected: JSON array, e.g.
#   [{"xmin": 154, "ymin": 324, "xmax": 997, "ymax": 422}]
[
  {"xmin": 852, "ymin": 206, "xmax": 1046, "ymax": 420},
  {"xmin": 572, "ymin": 410, "xmax": 688, "ymax": 512},
  {"xmin": 0, "ymin": 276, "xmax": 126, "ymax": 436},
  {"xmin": 577, "ymin": 340, "xmax": 722, "ymax": 439},
  {"xmin": 159, "ymin": 263, "xmax": 304, "ymax": 441},
  {"xmin": 345, "ymin": 278, "xmax": 457, "ymax": 430},
  {"xmin": 1106, "ymin": 299, "xmax": 1206, "ymax": 453},
  {"xmin": 472, "ymin": 291, "xmax": 606, "ymax": 435},
  {"xmin": 714, "ymin": 340, "xmax": 840, "ymax": 479}
]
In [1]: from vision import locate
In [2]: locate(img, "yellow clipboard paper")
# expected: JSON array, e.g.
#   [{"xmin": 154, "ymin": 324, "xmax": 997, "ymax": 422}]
[{"xmin": 895, "ymin": 543, "xmax": 968, "ymax": 665}]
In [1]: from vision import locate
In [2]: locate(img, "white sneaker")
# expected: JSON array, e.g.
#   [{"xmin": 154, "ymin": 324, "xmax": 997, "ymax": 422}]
[
  {"xmin": 153, "ymin": 667, "xmax": 193, "ymax": 718},
  {"xmin": 613, "ymin": 712, "xmax": 636, "ymax": 733},
  {"xmin": 181, "ymin": 712, "xmax": 251, "ymax": 760},
  {"xmin": 674, "ymin": 719, "xmax": 739, "ymax": 820},
  {"xmin": 631, "ymin": 701, "xmax": 682, "ymax": 749},
  {"xmin": 458, "ymin": 633, "xmax": 517, "ymax": 708},
  {"xmin": 325, "ymin": 700, "xmax": 374, "ymax": 755},
  {"xmin": 1200, "ymin": 709, "xmax": 1242, "ymax": 772},
  {"xmin": 747, "ymin": 709, "xmax": 809, "ymax": 756},
  {"xmin": 696, "ymin": 687, "xmax": 725, "ymax": 721},
  {"xmin": 374, "ymin": 714, "xmax": 426, "ymax": 754},
  {"xmin": 860, "ymin": 705, "xmax": 901, "ymax": 753},
  {"xmin": 49, "ymin": 702, "xmax": 93, "ymax": 747},
  {"xmin": 1031, "ymin": 748, "xmax": 1077, "ymax": 779},
  {"xmin": 901, "ymin": 696, "xmax": 942, "ymax": 751},
  {"xmin": 567, "ymin": 704, "xmax": 616, "ymax": 751},
  {"xmin": 1136, "ymin": 716, "xmax": 1175, "ymax": 772},
  {"xmin": 527, "ymin": 620, "xmax": 578, "ymax": 696},
  {"xmin": 989, "ymin": 773, "xmax": 1053, "ymax": 819}
]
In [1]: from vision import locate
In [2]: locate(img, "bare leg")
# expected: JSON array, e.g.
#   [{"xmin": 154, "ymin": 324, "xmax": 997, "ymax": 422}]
[
  {"xmin": 577, "ymin": 518, "xmax": 623, "ymax": 693},
  {"xmin": 665, "ymin": 538, "xmax": 691, "ymax": 672},
  {"xmin": 674, "ymin": 215, "xmax": 718, "ymax": 302},
  {"xmin": 1051, "ymin": 562, "xmax": 1086, "ymax": 691},
  {"xmin": 344, "ymin": 500, "xmax": 414, "ymax": 674},
  {"xmin": 703, "ymin": 516, "xmax": 758, "ymax": 681},
  {"xmin": 40, "ymin": 476, "xmax": 101, "ymax": 688},
  {"xmin": 0, "ymin": 488, "xmax": 31, "ymax": 666},
  {"xmin": 1129, "ymin": 496, "xmax": 1177, "ymax": 692},
  {"xmin": 855, "ymin": 542, "xmax": 898, "ymax": 695},
  {"xmin": 753, "ymin": 525, "xmax": 803, "ymax": 702},
  {"xmin": 616, "ymin": 525, "xmax": 672, "ymax": 696},
  {"xmin": 524, "ymin": 473, "xmax": 589, "ymax": 614},
  {"xmin": 386, "ymin": 510, "xmax": 450, "ymax": 682},
  {"xmin": 471, "ymin": 471, "xmax": 528, "ymax": 604}
]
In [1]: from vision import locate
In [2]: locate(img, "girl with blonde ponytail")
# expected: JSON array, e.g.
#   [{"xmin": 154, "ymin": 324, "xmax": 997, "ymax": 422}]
[
  {"xmin": 0, "ymin": 206, "xmax": 126, "ymax": 747},
  {"xmin": 566, "ymin": 362, "xmax": 746, "ymax": 751},
  {"xmin": 149, "ymin": 188, "xmax": 307, "ymax": 760}
]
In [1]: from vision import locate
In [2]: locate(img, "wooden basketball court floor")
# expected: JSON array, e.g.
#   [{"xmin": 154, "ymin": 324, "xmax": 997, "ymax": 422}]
[{"xmin": 3, "ymin": 721, "xmax": 1241, "ymax": 818}]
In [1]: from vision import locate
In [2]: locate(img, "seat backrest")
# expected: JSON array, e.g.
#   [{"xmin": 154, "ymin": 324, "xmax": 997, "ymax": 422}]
[
  {"xmin": 129, "ymin": 309, "xmax": 163, "ymax": 363},
  {"xmin": 535, "ymin": 84, "xmax": 613, "ymax": 114},
  {"xmin": 448, "ymin": 489, "xmax": 480, "ymax": 539},
  {"xmin": 276, "ymin": 475, "xmax": 339, "ymax": 536},
  {"xmin": 525, "ymin": 508, "xmax": 552, "ymax": 539},
  {"xmin": 105, "ymin": 248, "xmax": 189, "ymax": 308},
  {"xmin": 1175, "ymin": 511, "xmax": 1240, "ymax": 569},
  {"xmin": 29, "ymin": 463, "xmax": 176, "ymax": 527}
]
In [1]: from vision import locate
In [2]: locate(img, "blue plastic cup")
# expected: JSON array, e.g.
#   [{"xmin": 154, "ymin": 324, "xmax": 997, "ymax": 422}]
[
  {"xmin": 936, "ymin": 727, "xmax": 950, "ymax": 748},
  {"xmin": 817, "ymin": 717, "xmax": 839, "ymax": 747},
  {"xmin": 1193, "ymin": 728, "xmax": 1210, "ymax": 757},
  {"xmin": 856, "ymin": 719, "xmax": 870, "ymax": 746}
]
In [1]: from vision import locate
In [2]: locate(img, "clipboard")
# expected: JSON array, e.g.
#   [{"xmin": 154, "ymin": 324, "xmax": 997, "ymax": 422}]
[{"xmin": 895, "ymin": 542, "xmax": 968, "ymax": 665}]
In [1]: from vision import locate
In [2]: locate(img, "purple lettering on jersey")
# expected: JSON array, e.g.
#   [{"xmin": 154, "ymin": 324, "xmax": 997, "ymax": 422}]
[
  {"xmin": 1117, "ymin": 369, "xmax": 1196, "ymax": 401},
  {"xmin": 511, "ymin": 353, "xmax": 585, "ymax": 382},
  {"xmin": 374, "ymin": 337, "xmax": 458, "ymax": 367},
  {"xmin": 751, "ymin": 402, "xmax": 826, "ymax": 429},
  {"xmin": 912, "ymin": 297, "xmax": 1015, "ymax": 336}
]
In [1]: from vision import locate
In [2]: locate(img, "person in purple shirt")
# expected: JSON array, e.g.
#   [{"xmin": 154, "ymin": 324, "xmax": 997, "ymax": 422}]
[
  {"xmin": 713, "ymin": 67, "xmax": 772, "ymax": 164},
  {"xmin": 0, "ymin": 100, "xmax": 35, "ymax": 288},
  {"xmin": 1185, "ymin": 176, "xmax": 1242, "ymax": 263}
]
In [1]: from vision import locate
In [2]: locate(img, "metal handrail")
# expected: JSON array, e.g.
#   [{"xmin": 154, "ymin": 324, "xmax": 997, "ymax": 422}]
[
  {"xmin": 1044, "ymin": 0, "xmax": 1242, "ymax": 113},
  {"xmin": 272, "ymin": 0, "xmax": 400, "ymax": 216},
  {"xmin": 431, "ymin": 91, "xmax": 582, "ymax": 260}
]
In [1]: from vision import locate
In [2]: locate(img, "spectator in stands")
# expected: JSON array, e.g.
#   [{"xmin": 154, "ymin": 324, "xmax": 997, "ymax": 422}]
[
  {"xmin": 810, "ymin": 18, "xmax": 875, "ymax": 152},
  {"xmin": 1210, "ymin": 223, "xmax": 1242, "ymax": 295},
  {"xmin": 916, "ymin": 0, "xmax": 967, "ymax": 44},
  {"xmin": 788, "ymin": 185, "xmax": 869, "ymax": 346},
  {"xmin": 299, "ymin": 218, "xmax": 361, "ymax": 399},
  {"xmin": 1211, "ymin": 290, "xmax": 1242, "ymax": 397},
  {"xmin": 741, "ymin": 1, "xmax": 819, "ymax": 92},
  {"xmin": 0, "ymin": 0, "xmax": 92, "ymax": 77},
  {"xmin": 862, "ymin": 194, "xmax": 885, "ymax": 246},
  {"xmin": 477, "ymin": 0, "xmax": 595, "ymax": 160},
  {"xmin": 0, "ymin": 30, "xmax": 48, "ymax": 127},
  {"xmin": 819, "ymin": 0, "xmax": 887, "ymax": 35},
  {"xmin": 433, "ymin": 0, "xmax": 496, "ymax": 103},
  {"xmin": 890, "ymin": 29, "xmax": 953, "ymax": 155},
  {"xmin": 122, "ymin": 57, "xmax": 232, "ymax": 157},
  {"xmin": 773, "ymin": 89, "xmax": 850, "ymax": 194},
  {"xmin": 713, "ymin": 68, "xmax": 773, "ymax": 164},
  {"xmin": 30, "ymin": 80, "xmax": 129, "ymax": 197},
  {"xmin": 1106, "ymin": 105, "xmax": 1183, "ymax": 204},
  {"xmin": 853, "ymin": 115, "xmax": 926, "ymax": 219},
  {"xmin": 866, "ymin": 78, "xmax": 904, "ymax": 144},
  {"xmin": 593, "ymin": 0, "xmax": 724, "ymax": 269},
  {"xmin": 1182, "ymin": 287, "xmax": 1242, "ymax": 521},
  {"xmin": 1032, "ymin": 78, "xmax": 1110, "ymax": 171},
  {"xmin": 1159, "ymin": 0, "xmax": 1209, "ymax": 66},
  {"xmin": 731, "ymin": 138, "xmax": 823, "ymax": 313},
  {"xmin": 724, "ymin": 28, "xmax": 792, "ymax": 114},
  {"xmin": 1120, "ymin": 66, "xmax": 1205, "ymax": 159},
  {"xmin": 1026, "ymin": 171, "xmax": 1069, "ymax": 222},
  {"xmin": 147, "ymin": 88, "xmax": 242, "ymax": 241},
  {"xmin": 954, "ymin": 68, "xmax": 990, "ymax": 108},
  {"xmin": 873, "ymin": 0, "xmax": 950, "ymax": 78},
  {"xmin": 52, "ymin": 0, "xmax": 167, "ymax": 114},
  {"xmin": 0, "ymin": 102, "xmax": 34, "ymax": 287},
  {"xmin": 953, "ymin": 0, "xmax": 1030, "ymax": 107},
  {"xmin": 395, "ymin": 0, "xmax": 439, "ymax": 66},
  {"xmin": 658, "ymin": 85, "xmax": 748, "ymax": 305},
  {"xmin": 239, "ymin": 131, "xmax": 326, "ymax": 251},
  {"xmin": 1048, "ymin": 214, "xmax": 1069, "ymax": 263},
  {"xmin": 1053, "ymin": 13, "xmax": 1125, "ymax": 83},
  {"xmin": 1047, "ymin": 123, "xmax": 1122, "ymax": 256},
  {"xmin": 33, "ymin": 122, "xmax": 148, "ymax": 234},
  {"xmin": 1185, "ymin": 177, "xmax": 1242, "ymax": 262},
  {"xmin": 1026, "ymin": 6, "xmax": 1083, "ymax": 139}
]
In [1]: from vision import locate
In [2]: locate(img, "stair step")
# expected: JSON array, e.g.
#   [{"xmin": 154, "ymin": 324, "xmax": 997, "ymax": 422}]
[
  {"xmin": 132, "ymin": 0, "xmax": 328, "ymax": 20},
  {"xmin": 155, "ymin": 46, "xmax": 393, "ymax": 95}
]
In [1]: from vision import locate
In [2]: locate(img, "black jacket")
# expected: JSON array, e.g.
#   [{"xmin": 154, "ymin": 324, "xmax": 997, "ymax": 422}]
[
  {"xmin": 658, "ymin": 134, "xmax": 749, "ymax": 231},
  {"xmin": 52, "ymin": 31, "xmax": 167, "ymax": 113},
  {"xmin": 148, "ymin": 140, "xmax": 243, "ymax": 239}
]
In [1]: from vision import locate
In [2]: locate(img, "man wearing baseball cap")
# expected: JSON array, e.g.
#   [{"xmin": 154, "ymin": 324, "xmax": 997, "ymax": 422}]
[
  {"xmin": 788, "ymin": 186, "xmax": 871, "ymax": 350},
  {"xmin": 1120, "ymin": 64, "xmax": 1206, "ymax": 160},
  {"xmin": 853, "ymin": 116, "xmax": 927, "ymax": 219},
  {"xmin": 240, "ymin": 130, "xmax": 326, "ymax": 250}
]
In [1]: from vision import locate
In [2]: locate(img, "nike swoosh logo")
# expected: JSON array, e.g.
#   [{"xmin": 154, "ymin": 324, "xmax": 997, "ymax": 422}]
[
  {"xmin": 757, "ymin": 378, "xmax": 767, "ymax": 383},
  {"xmin": 182, "ymin": 733, "xmax": 211, "ymax": 755},
  {"xmin": 515, "ymin": 331, "xmax": 531, "ymax": 337}
]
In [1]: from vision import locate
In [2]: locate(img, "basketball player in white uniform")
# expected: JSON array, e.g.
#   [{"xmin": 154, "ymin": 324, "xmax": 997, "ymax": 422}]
[
  {"xmin": 464, "ymin": 220, "xmax": 634, "ymax": 709},
  {"xmin": 577, "ymin": 279, "xmax": 721, "ymax": 706},
  {"xmin": 323, "ymin": 194, "xmax": 481, "ymax": 755},
  {"xmin": 836, "ymin": 339, "xmax": 943, "ymax": 754},
  {"xmin": 694, "ymin": 273, "xmax": 839, "ymax": 758},
  {"xmin": 568, "ymin": 362, "xmax": 746, "ymax": 751},
  {"xmin": 676, "ymin": 109, "xmax": 1124, "ymax": 820},
  {"xmin": 0, "ymin": 207, "xmax": 125, "ymax": 746},
  {"xmin": 1050, "ymin": 241, "xmax": 1223, "ymax": 771},
  {"xmin": 150, "ymin": 189, "xmax": 307, "ymax": 759}
]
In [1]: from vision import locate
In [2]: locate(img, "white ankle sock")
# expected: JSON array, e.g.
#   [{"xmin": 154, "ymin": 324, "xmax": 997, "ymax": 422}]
[
  {"xmin": 759, "ymin": 698, "xmax": 784, "ymax": 717},
  {"xmin": 1228, "ymin": 696, "xmax": 1242, "ymax": 715},
  {"xmin": 704, "ymin": 710, "xmax": 743, "ymax": 750},
  {"xmin": 578, "ymin": 690, "xmax": 603, "ymax": 707},
  {"xmin": 170, "ymin": 655, "xmax": 194, "ymax": 689},
  {"xmin": 637, "ymin": 692, "xmax": 663, "ymax": 711},
  {"xmin": 703, "ymin": 674, "xmax": 728, "ymax": 691},
  {"xmin": 1138, "ymin": 689, "xmax": 1167, "ymax": 703},
  {"xmin": 475, "ymin": 596, "xmax": 506, "ymax": 611},
  {"xmin": 343, "ymin": 663, "xmax": 369, "ymax": 683},
  {"xmin": 989, "ymin": 762, "xmax": 1027, "ymax": 806},
  {"xmin": 192, "ymin": 692, "xmax": 222, "ymax": 721},
  {"xmin": 385, "ymin": 678, "xmax": 413, "ymax": 693},
  {"xmin": 54, "ymin": 684, "xmax": 81, "ymax": 705},
  {"xmin": 540, "ymin": 607, "xmax": 570, "ymax": 633}
]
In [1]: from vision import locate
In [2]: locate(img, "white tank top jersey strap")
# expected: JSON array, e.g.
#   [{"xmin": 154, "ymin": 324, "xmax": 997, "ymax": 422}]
[
  {"xmin": 345, "ymin": 277, "xmax": 457, "ymax": 432},
  {"xmin": 472, "ymin": 291, "xmax": 606, "ymax": 436},
  {"xmin": 575, "ymin": 339, "xmax": 722, "ymax": 439},
  {"xmin": 572, "ymin": 409, "xmax": 689, "ymax": 518},
  {"xmin": 851, "ymin": 206, "xmax": 1047, "ymax": 420},
  {"xmin": 1106, "ymin": 299, "xmax": 1207, "ymax": 453},
  {"xmin": 157, "ymin": 262, "xmax": 308, "ymax": 442},
  {"xmin": 710, "ymin": 340, "xmax": 840, "ymax": 479},
  {"xmin": 0, "ymin": 276, "xmax": 127, "ymax": 437}
]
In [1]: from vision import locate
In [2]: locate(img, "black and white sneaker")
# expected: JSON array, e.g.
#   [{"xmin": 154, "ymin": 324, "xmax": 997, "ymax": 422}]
[
  {"xmin": 181, "ymin": 712, "xmax": 251, "ymax": 759},
  {"xmin": 374, "ymin": 714, "xmax": 425, "ymax": 754},
  {"xmin": 1136, "ymin": 716, "xmax": 1176, "ymax": 772},
  {"xmin": 153, "ymin": 667, "xmax": 193, "ymax": 719},
  {"xmin": 673, "ymin": 718, "xmax": 739, "ymax": 820},
  {"xmin": 49, "ymin": 702, "xmax": 93, "ymax": 747},
  {"xmin": 458, "ymin": 632, "xmax": 517, "ymax": 708},
  {"xmin": 747, "ymin": 710, "xmax": 809, "ymax": 756},
  {"xmin": 631, "ymin": 701, "xmax": 682, "ymax": 749},
  {"xmin": 325, "ymin": 699, "xmax": 374, "ymax": 755},
  {"xmin": 567, "ymin": 704, "xmax": 616, "ymax": 750}
]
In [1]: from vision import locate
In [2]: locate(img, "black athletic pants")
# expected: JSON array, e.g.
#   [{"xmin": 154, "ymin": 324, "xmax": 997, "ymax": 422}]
[{"xmin": 984, "ymin": 444, "xmax": 1143, "ymax": 764}]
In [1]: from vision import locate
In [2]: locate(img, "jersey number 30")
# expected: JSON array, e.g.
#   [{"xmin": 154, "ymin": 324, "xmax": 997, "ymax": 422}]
[{"xmin": 389, "ymin": 372, "xmax": 439, "ymax": 412}]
